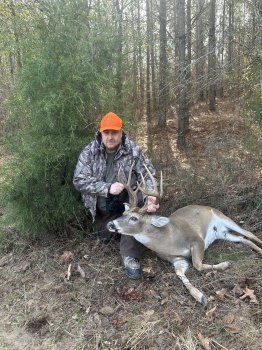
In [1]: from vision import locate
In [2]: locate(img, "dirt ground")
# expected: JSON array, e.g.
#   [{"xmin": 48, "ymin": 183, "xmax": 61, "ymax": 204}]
[{"xmin": 0, "ymin": 101, "xmax": 261, "ymax": 350}]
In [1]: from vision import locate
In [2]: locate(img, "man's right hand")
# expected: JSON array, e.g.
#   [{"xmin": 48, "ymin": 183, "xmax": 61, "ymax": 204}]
[{"xmin": 109, "ymin": 182, "xmax": 125, "ymax": 195}]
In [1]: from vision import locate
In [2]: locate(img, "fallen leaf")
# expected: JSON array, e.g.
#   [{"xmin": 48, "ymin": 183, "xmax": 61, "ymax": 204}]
[
  {"xmin": 77, "ymin": 264, "xmax": 86, "ymax": 278},
  {"xmin": 240, "ymin": 287, "xmax": 258, "ymax": 304},
  {"xmin": 197, "ymin": 333, "xmax": 211, "ymax": 350},
  {"xmin": 143, "ymin": 309, "xmax": 155, "ymax": 317},
  {"xmin": 142, "ymin": 267, "xmax": 152, "ymax": 273},
  {"xmin": 215, "ymin": 288, "xmax": 227, "ymax": 300},
  {"xmin": 59, "ymin": 251, "xmax": 74, "ymax": 263},
  {"xmin": 225, "ymin": 325, "xmax": 241, "ymax": 334},
  {"xmin": 205, "ymin": 271, "xmax": 212, "ymax": 278},
  {"xmin": 116, "ymin": 287, "xmax": 143, "ymax": 301},
  {"xmin": 0, "ymin": 253, "xmax": 13, "ymax": 267},
  {"xmin": 160, "ymin": 298, "xmax": 169, "ymax": 305},
  {"xmin": 239, "ymin": 277, "xmax": 255, "ymax": 287},
  {"xmin": 112, "ymin": 318, "xmax": 127, "ymax": 327},
  {"xmin": 205, "ymin": 270, "xmax": 217, "ymax": 278},
  {"xmin": 67, "ymin": 263, "xmax": 72, "ymax": 281},
  {"xmin": 205, "ymin": 306, "xmax": 217, "ymax": 321},
  {"xmin": 232, "ymin": 283, "xmax": 244, "ymax": 296},
  {"xmin": 99, "ymin": 306, "xmax": 114, "ymax": 316},
  {"xmin": 173, "ymin": 311, "xmax": 181, "ymax": 322},
  {"xmin": 223, "ymin": 312, "xmax": 235, "ymax": 324}
]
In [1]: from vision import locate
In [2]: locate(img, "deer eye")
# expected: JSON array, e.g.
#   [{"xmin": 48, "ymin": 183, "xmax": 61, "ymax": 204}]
[{"xmin": 130, "ymin": 216, "xmax": 138, "ymax": 222}]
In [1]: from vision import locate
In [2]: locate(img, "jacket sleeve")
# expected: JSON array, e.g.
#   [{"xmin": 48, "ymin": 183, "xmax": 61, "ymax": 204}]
[{"xmin": 73, "ymin": 146, "xmax": 111, "ymax": 197}]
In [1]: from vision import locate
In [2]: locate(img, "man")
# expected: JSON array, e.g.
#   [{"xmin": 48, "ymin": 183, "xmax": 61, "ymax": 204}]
[{"xmin": 73, "ymin": 112, "xmax": 159, "ymax": 279}]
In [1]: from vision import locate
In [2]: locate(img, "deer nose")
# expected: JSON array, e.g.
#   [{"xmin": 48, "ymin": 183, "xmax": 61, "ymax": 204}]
[{"xmin": 107, "ymin": 221, "xmax": 116, "ymax": 232}]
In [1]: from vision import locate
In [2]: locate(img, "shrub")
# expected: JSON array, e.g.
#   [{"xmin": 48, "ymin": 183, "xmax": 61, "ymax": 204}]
[{"xmin": 2, "ymin": 1, "xmax": 120, "ymax": 235}]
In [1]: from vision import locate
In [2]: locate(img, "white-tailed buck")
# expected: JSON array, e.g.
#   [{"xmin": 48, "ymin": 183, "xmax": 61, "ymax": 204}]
[{"xmin": 107, "ymin": 163, "xmax": 262, "ymax": 306}]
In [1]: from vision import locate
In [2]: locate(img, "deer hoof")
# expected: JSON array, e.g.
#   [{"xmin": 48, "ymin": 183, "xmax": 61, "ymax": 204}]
[
  {"xmin": 220, "ymin": 261, "xmax": 231, "ymax": 270},
  {"xmin": 200, "ymin": 295, "xmax": 208, "ymax": 306}
]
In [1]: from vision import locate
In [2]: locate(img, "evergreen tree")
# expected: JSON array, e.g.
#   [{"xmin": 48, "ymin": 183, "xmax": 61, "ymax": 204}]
[{"xmin": 3, "ymin": 0, "xmax": 120, "ymax": 235}]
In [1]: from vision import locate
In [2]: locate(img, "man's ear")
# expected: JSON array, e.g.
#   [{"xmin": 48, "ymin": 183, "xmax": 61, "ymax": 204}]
[{"xmin": 151, "ymin": 216, "xmax": 170, "ymax": 228}]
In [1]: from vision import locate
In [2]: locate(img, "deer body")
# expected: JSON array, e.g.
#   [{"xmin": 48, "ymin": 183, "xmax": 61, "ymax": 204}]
[
  {"xmin": 107, "ymin": 205, "xmax": 262, "ymax": 306},
  {"xmin": 108, "ymin": 163, "xmax": 261, "ymax": 305}
]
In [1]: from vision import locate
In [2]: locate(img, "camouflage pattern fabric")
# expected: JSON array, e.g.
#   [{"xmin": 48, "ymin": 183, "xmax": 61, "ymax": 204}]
[{"xmin": 73, "ymin": 131, "xmax": 157, "ymax": 221}]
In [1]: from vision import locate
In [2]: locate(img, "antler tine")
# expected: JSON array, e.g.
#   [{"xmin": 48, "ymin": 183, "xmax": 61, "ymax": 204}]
[
  {"xmin": 137, "ymin": 164, "xmax": 162, "ymax": 201},
  {"xmin": 117, "ymin": 161, "xmax": 139, "ymax": 209}
]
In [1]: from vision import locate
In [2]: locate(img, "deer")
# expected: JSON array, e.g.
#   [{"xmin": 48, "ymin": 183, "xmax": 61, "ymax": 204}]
[{"xmin": 107, "ymin": 163, "xmax": 262, "ymax": 306}]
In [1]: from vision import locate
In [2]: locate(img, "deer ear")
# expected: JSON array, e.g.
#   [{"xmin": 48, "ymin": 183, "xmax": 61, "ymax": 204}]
[{"xmin": 151, "ymin": 216, "xmax": 170, "ymax": 228}]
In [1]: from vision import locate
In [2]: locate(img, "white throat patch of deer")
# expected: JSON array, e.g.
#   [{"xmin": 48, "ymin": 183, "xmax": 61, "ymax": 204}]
[{"xmin": 107, "ymin": 165, "xmax": 262, "ymax": 306}]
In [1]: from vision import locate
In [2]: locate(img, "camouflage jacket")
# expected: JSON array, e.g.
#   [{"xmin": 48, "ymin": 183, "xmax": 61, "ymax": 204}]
[{"xmin": 73, "ymin": 131, "xmax": 157, "ymax": 221}]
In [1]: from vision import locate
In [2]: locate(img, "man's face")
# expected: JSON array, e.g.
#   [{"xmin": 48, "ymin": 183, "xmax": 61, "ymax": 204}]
[{"xmin": 101, "ymin": 130, "xmax": 122, "ymax": 153}]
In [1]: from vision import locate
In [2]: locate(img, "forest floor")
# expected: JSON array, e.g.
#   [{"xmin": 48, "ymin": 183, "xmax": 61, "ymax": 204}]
[{"xmin": 0, "ymin": 100, "xmax": 261, "ymax": 350}]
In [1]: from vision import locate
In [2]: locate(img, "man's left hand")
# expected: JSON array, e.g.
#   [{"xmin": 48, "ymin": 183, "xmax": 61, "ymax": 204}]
[{"xmin": 146, "ymin": 196, "xmax": 159, "ymax": 213}]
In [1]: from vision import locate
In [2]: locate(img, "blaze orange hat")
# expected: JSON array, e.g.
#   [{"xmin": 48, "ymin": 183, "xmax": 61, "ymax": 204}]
[{"xmin": 100, "ymin": 112, "xmax": 122, "ymax": 132}]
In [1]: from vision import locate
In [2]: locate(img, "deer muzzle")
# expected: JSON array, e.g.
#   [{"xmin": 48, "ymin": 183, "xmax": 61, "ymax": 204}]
[{"xmin": 107, "ymin": 221, "xmax": 117, "ymax": 232}]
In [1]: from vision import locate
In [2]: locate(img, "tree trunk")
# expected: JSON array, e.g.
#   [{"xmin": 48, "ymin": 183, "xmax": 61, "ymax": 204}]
[
  {"xmin": 208, "ymin": 0, "xmax": 216, "ymax": 111},
  {"xmin": 137, "ymin": 0, "xmax": 144, "ymax": 107},
  {"xmin": 150, "ymin": 0, "xmax": 157, "ymax": 115},
  {"xmin": 146, "ymin": 0, "xmax": 153, "ymax": 154},
  {"xmin": 146, "ymin": 0, "xmax": 152, "ymax": 124},
  {"xmin": 176, "ymin": 0, "xmax": 187, "ymax": 149},
  {"xmin": 115, "ymin": 0, "xmax": 123, "ymax": 111},
  {"xmin": 131, "ymin": 6, "xmax": 138, "ymax": 107},
  {"xmin": 251, "ymin": 0, "xmax": 257, "ymax": 47},
  {"xmin": 158, "ymin": 0, "xmax": 168, "ymax": 127},
  {"xmin": 10, "ymin": 0, "xmax": 23, "ymax": 72},
  {"xmin": 174, "ymin": 0, "xmax": 179, "ymax": 59},
  {"xmin": 9, "ymin": 51, "xmax": 14, "ymax": 77},
  {"xmin": 228, "ymin": 0, "xmax": 234, "ymax": 73},
  {"xmin": 219, "ymin": 0, "xmax": 226, "ymax": 98},
  {"xmin": 185, "ymin": 0, "xmax": 192, "ymax": 130},
  {"xmin": 196, "ymin": 0, "xmax": 205, "ymax": 102}
]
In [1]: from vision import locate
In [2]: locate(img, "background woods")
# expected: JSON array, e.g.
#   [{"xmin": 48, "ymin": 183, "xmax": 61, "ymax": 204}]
[{"xmin": 0, "ymin": 0, "xmax": 261, "ymax": 234}]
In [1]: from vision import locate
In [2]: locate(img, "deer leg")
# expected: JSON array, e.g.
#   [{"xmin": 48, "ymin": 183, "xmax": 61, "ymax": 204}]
[
  {"xmin": 239, "ymin": 230, "xmax": 262, "ymax": 245},
  {"xmin": 221, "ymin": 232, "xmax": 262, "ymax": 255},
  {"xmin": 173, "ymin": 259, "xmax": 208, "ymax": 306},
  {"xmin": 191, "ymin": 243, "xmax": 230, "ymax": 272}
]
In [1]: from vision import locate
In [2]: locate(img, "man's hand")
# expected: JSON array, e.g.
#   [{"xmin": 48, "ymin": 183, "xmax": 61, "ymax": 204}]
[
  {"xmin": 146, "ymin": 196, "xmax": 159, "ymax": 213},
  {"xmin": 109, "ymin": 182, "xmax": 125, "ymax": 195}
]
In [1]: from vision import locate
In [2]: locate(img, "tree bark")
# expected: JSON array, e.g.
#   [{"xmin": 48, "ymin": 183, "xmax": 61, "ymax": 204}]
[
  {"xmin": 115, "ymin": 0, "xmax": 123, "ymax": 111},
  {"xmin": 208, "ymin": 0, "xmax": 216, "ymax": 111},
  {"xmin": 219, "ymin": 0, "xmax": 226, "ymax": 98},
  {"xmin": 131, "ymin": 5, "xmax": 138, "ymax": 106},
  {"xmin": 176, "ymin": 0, "xmax": 187, "ymax": 149},
  {"xmin": 146, "ymin": 0, "xmax": 153, "ymax": 154},
  {"xmin": 150, "ymin": 0, "xmax": 157, "ymax": 114},
  {"xmin": 137, "ymin": 0, "xmax": 145, "ymax": 107},
  {"xmin": 185, "ymin": 0, "xmax": 192, "ymax": 130},
  {"xmin": 196, "ymin": 0, "xmax": 205, "ymax": 102},
  {"xmin": 228, "ymin": 0, "xmax": 234, "ymax": 73},
  {"xmin": 158, "ymin": 0, "xmax": 168, "ymax": 127}
]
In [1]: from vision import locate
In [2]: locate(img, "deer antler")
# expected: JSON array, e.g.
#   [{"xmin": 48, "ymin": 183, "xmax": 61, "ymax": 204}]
[
  {"xmin": 117, "ymin": 162, "xmax": 163, "ymax": 214},
  {"xmin": 117, "ymin": 161, "xmax": 140, "ymax": 210},
  {"xmin": 137, "ymin": 164, "xmax": 163, "ymax": 214}
]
